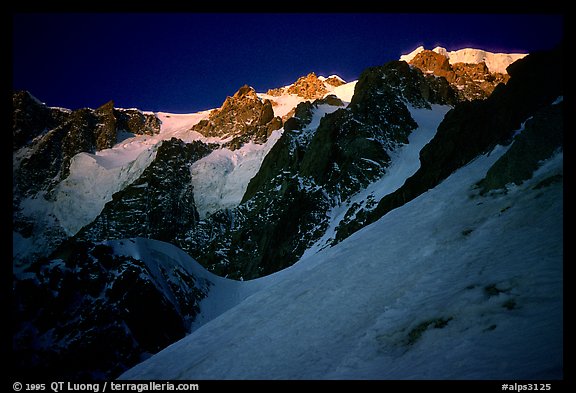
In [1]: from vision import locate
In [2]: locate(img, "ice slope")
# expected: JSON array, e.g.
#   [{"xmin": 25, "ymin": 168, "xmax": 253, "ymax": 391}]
[
  {"xmin": 400, "ymin": 46, "xmax": 527, "ymax": 74},
  {"xmin": 190, "ymin": 129, "xmax": 283, "ymax": 219},
  {"xmin": 120, "ymin": 137, "xmax": 563, "ymax": 379}
]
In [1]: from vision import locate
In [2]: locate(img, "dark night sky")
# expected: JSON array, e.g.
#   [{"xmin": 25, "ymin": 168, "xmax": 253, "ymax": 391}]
[{"xmin": 12, "ymin": 13, "xmax": 564, "ymax": 113}]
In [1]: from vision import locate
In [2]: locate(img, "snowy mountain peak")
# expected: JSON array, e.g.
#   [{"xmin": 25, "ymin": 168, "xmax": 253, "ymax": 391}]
[
  {"xmin": 318, "ymin": 74, "xmax": 347, "ymax": 87},
  {"xmin": 230, "ymin": 84, "xmax": 259, "ymax": 101},
  {"xmin": 318, "ymin": 74, "xmax": 345, "ymax": 82},
  {"xmin": 403, "ymin": 47, "xmax": 521, "ymax": 101},
  {"xmin": 191, "ymin": 84, "xmax": 281, "ymax": 144},
  {"xmin": 400, "ymin": 45, "xmax": 426, "ymax": 62},
  {"xmin": 400, "ymin": 46, "xmax": 527, "ymax": 74},
  {"xmin": 266, "ymin": 72, "xmax": 347, "ymax": 100}
]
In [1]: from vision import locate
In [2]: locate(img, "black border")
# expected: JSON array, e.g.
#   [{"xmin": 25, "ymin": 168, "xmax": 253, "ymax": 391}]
[{"xmin": 6, "ymin": 3, "xmax": 572, "ymax": 389}]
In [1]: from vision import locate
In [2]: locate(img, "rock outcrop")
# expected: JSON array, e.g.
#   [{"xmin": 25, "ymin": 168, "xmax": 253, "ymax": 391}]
[
  {"xmin": 191, "ymin": 85, "xmax": 282, "ymax": 149},
  {"xmin": 324, "ymin": 75, "xmax": 346, "ymax": 87},
  {"xmin": 285, "ymin": 72, "xmax": 329, "ymax": 99},
  {"xmin": 13, "ymin": 238, "xmax": 211, "ymax": 380},
  {"xmin": 266, "ymin": 72, "xmax": 346, "ymax": 100},
  {"xmin": 114, "ymin": 107, "xmax": 162, "ymax": 136},
  {"xmin": 477, "ymin": 100, "xmax": 563, "ymax": 194},
  {"xmin": 408, "ymin": 49, "xmax": 512, "ymax": 100},
  {"xmin": 12, "ymin": 91, "xmax": 71, "ymax": 151}
]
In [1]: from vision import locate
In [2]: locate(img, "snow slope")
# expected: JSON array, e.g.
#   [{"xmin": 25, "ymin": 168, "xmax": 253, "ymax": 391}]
[
  {"xmin": 120, "ymin": 136, "xmax": 563, "ymax": 379},
  {"xmin": 330, "ymin": 80, "xmax": 357, "ymax": 103},
  {"xmin": 400, "ymin": 46, "xmax": 527, "ymax": 74},
  {"xmin": 190, "ymin": 129, "xmax": 283, "ymax": 219}
]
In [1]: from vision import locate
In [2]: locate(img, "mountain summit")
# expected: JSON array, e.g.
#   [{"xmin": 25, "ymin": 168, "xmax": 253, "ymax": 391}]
[
  {"xmin": 192, "ymin": 85, "xmax": 282, "ymax": 149},
  {"xmin": 400, "ymin": 46, "xmax": 527, "ymax": 73},
  {"xmin": 266, "ymin": 72, "xmax": 346, "ymax": 100},
  {"xmin": 400, "ymin": 46, "xmax": 527, "ymax": 100}
]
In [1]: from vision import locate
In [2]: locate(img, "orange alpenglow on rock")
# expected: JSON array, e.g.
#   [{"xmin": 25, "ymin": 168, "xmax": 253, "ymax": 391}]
[{"xmin": 402, "ymin": 47, "xmax": 526, "ymax": 100}]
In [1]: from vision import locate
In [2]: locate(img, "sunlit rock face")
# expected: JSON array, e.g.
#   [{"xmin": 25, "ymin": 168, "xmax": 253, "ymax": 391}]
[
  {"xmin": 267, "ymin": 72, "xmax": 345, "ymax": 100},
  {"xmin": 192, "ymin": 85, "xmax": 282, "ymax": 149},
  {"xmin": 408, "ymin": 49, "xmax": 511, "ymax": 101}
]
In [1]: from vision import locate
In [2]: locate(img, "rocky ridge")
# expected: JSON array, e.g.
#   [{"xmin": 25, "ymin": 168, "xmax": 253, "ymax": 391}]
[
  {"xmin": 335, "ymin": 44, "xmax": 563, "ymax": 243},
  {"xmin": 13, "ymin": 95, "xmax": 161, "ymax": 198},
  {"xmin": 400, "ymin": 46, "xmax": 527, "ymax": 74},
  {"xmin": 266, "ymin": 72, "xmax": 345, "ymax": 100},
  {"xmin": 192, "ymin": 85, "xmax": 282, "ymax": 150},
  {"xmin": 407, "ymin": 49, "xmax": 511, "ymax": 100},
  {"xmin": 12, "ymin": 90, "xmax": 71, "ymax": 152}
]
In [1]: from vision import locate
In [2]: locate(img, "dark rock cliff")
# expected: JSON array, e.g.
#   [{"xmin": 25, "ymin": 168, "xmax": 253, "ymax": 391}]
[{"xmin": 334, "ymin": 44, "xmax": 563, "ymax": 243}]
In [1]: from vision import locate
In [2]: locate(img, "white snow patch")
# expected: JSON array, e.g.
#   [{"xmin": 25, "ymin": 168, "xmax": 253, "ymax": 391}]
[
  {"xmin": 329, "ymin": 80, "xmax": 357, "ymax": 104},
  {"xmin": 52, "ymin": 145, "xmax": 158, "ymax": 235},
  {"xmin": 552, "ymin": 96, "xmax": 563, "ymax": 105},
  {"xmin": 155, "ymin": 111, "xmax": 212, "ymax": 142},
  {"xmin": 308, "ymin": 103, "xmax": 343, "ymax": 131},
  {"xmin": 191, "ymin": 129, "xmax": 284, "ymax": 218},
  {"xmin": 258, "ymin": 93, "xmax": 306, "ymax": 118},
  {"xmin": 399, "ymin": 46, "xmax": 427, "ymax": 63}
]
